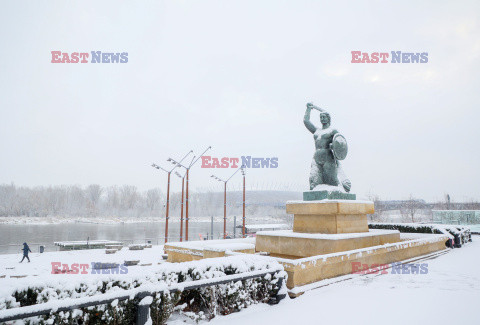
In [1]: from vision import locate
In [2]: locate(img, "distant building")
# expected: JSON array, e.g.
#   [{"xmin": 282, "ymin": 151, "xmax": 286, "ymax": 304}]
[{"xmin": 432, "ymin": 210, "xmax": 480, "ymax": 225}]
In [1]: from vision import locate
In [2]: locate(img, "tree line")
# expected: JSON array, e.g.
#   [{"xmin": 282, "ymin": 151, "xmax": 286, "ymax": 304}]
[{"xmin": 0, "ymin": 183, "xmax": 291, "ymax": 219}]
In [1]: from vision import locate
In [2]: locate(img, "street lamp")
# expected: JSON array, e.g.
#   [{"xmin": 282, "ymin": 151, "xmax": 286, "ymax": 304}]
[
  {"xmin": 241, "ymin": 166, "xmax": 246, "ymax": 238},
  {"xmin": 211, "ymin": 165, "xmax": 244, "ymax": 239},
  {"xmin": 174, "ymin": 170, "xmax": 185, "ymax": 242},
  {"xmin": 169, "ymin": 146, "xmax": 212, "ymax": 241},
  {"xmin": 151, "ymin": 150, "xmax": 192, "ymax": 244}
]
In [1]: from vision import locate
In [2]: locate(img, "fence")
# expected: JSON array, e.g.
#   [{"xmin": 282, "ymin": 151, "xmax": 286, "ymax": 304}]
[
  {"xmin": 0, "ymin": 267, "xmax": 286, "ymax": 324},
  {"xmin": 432, "ymin": 210, "xmax": 480, "ymax": 225}
]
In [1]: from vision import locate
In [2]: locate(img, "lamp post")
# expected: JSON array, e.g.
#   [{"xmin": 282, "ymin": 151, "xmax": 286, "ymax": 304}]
[
  {"xmin": 169, "ymin": 146, "xmax": 212, "ymax": 241},
  {"xmin": 152, "ymin": 150, "xmax": 192, "ymax": 243},
  {"xmin": 174, "ymin": 171, "xmax": 185, "ymax": 242},
  {"xmin": 211, "ymin": 165, "xmax": 244, "ymax": 240},
  {"xmin": 241, "ymin": 166, "xmax": 246, "ymax": 238}
]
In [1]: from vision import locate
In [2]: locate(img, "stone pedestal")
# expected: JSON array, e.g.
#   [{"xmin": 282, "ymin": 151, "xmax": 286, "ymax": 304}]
[
  {"xmin": 255, "ymin": 229, "xmax": 400, "ymax": 259},
  {"xmin": 164, "ymin": 198, "xmax": 448, "ymax": 295},
  {"xmin": 254, "ymin": 199, "xmax": 448, "ymax": 294},
  {"xmin": 255, "ymin": 200, "xmax": 388, "ymax": 259},
  {"xmin": 287, "ymin": 200, "xmax": 373, "ymax": 234}
]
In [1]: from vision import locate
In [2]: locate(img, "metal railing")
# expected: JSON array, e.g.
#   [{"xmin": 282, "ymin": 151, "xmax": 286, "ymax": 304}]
[{"xmin": 0, "ymin": 268, "xmax": 286, "ymax": 324}]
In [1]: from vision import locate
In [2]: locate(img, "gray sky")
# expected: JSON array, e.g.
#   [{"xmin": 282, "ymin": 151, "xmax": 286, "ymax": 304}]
[{"xmin": 1, "ymin": 0, "xmax": 479, "ymax": 202}]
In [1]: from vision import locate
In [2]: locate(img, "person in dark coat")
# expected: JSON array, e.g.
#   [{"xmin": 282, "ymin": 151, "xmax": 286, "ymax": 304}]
[{"xmin": 20, "ymin": 242, "xmax": 31, "ymax": 263}]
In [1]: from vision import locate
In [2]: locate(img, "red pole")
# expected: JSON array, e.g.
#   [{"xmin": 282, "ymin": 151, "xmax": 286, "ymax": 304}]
[
  {"xmin": 185, "ymin": 169, "xmax": 189, "ymax": 241},
  {"xmin": 242, "ymin": 175, "xmax": 246, "ymax": 238},
  {"xmin": 180, "ymin": 177, "xmax": 184, "ymax": 242},
  {"xmin": 165, "ymin": 172, "xmax": 171, "ymax": 243},
  {"xmin": 223, "ymin": 181, "xmax": 227, "ymax": 239}
]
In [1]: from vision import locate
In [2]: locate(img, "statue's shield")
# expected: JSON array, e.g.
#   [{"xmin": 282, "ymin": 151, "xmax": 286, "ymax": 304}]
[{"xmin": 331, "ymin": 134, "xmax": 348, "ymax": 160}]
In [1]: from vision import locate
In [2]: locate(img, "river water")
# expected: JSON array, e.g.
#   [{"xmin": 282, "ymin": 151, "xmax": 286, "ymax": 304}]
[{"xmin": 0, "ymin": 220, "xmax": 240, "ymax": 255}]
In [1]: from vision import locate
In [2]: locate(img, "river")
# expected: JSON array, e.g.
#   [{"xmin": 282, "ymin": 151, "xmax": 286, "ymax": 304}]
[{"xmin": 0, "ymin": 220, "xmax": 240, "ymax": 255}]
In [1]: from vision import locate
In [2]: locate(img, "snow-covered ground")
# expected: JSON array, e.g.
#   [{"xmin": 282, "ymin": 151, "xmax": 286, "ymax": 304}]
[
  {"xmin": 205, "ymin": 236, "xmax": 480, "ymax": 325},
  {"xmin": 1, "ymin": 237, "xmax": 479, "ymax": 324},
  {"xmin": 0, "ymin": 245, "xmax": 167, "ymax": 287}
]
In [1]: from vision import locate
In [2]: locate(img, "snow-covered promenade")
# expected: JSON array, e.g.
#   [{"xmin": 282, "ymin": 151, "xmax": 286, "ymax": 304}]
[
  {"xmin": 209, "ymin": 236, "xmax": 480, "ymax": 325},
  {"xmin": 0, "ymin": 245, "xmax": 167, "ymax": 296},
  {"xmin": 1, "ymin": 237, "xmax": 479, "ymax": 324}
]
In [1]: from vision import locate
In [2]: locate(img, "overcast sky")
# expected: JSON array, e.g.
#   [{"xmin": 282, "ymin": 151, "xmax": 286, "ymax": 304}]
[{"xmin": 0, "ymin": 0, "xmax": 479, "ymax": 202}]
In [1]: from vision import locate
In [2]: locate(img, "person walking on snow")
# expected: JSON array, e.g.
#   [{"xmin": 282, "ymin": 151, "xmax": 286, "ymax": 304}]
[{"xmin": 20, "ymin": 242, "xmax": 31, "ymax": 263}]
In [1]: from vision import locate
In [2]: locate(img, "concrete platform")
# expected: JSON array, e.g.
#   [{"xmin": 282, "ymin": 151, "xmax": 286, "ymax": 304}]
[
  {"xmin": 276, "ymin": 233, "xmax": 449, "ymax": 294},
  {"xmin": 163, "ymin": 199, "xmax": 449, "ymax": 296},
  {"xmin": 255, "ymin": 229, "xmax": 400, "ymax": 258},
  {"xmin": 165, "ymin": 238, "xmax": 256, "ymax": 262}
]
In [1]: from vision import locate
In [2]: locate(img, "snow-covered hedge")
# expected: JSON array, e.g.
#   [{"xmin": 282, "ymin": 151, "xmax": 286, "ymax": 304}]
[
  {"xmin": 0, "ymin": 255, "xmax": 285, "ymax": 324},
  {"xmin": 369, "ymin": 223, "xmax": 472, "ymax": 248}
]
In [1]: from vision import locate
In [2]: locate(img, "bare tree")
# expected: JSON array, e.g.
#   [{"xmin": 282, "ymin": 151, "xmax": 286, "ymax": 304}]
[
  {"xmin": 120, "ymin": 185, "xmax": 138, "ymax": 210},
  {"xmin": 203, "ymin": 190, "xmax": 218, "ymax": 218},
  {"xmin": 0, "ymin": 183, "xmax": 322, "ymax": 220},
  {"xmin": 146, "ymin": 188, "xmax": 162, "ymax": 212},
  {"xmin": 401, "ymin": 194, "xmax": 421, "ymax": 223},
  {"xmin": 45, "ymin": 186, "xmax": 67, "ymax": 215},
  {"xmin": 367, "ymin": 192, "xmax": 384, "ymax": 222},
  {"xmin": 464, "ymin": 199, "xmax": 480, "ymax": 210},
  {"xmin": 86, "ymin": 184, "xmax": 103, "ymax": 215},
  {"xmin": 106, "ymin": 186, "xmax": 120, "ymax": 211},
  {"xmin": 0, "ymin": 183, "xmax": 17, "ymax": 216},
  {"xmin": 67, "ymin": 185, "xmax": 86, "ymax": 216}
]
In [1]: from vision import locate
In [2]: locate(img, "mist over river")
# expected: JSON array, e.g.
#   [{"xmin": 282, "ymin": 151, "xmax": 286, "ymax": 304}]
[{"xmin": 0, "ymin": 220, "xmax": 240, "ymax": 255}]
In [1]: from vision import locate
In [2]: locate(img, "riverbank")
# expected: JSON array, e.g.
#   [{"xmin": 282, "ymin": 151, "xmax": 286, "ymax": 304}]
[
  {"xmin": 0, "ymin": 215, "xmax": 285, "ymax": 225},
  {"xmin": 0, "ymin": 244, "xmax": 167, "ymax": 283}
]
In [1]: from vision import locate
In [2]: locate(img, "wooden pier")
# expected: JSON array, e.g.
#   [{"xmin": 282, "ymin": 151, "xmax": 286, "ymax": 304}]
[{"xmin": 54, "ymin": 240, "xmax": 123, "ymax": 251}]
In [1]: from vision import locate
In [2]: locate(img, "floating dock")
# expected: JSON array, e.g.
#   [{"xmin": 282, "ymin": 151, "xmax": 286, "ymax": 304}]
[{"xmin": 54, "ymin": 240, "xmax": 123, "ymax": 251}]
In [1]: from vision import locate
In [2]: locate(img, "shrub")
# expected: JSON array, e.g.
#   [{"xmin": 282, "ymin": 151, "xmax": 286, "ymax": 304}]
[
  {"xmin": 1, "ymin": 255, "xmax": 285, "ymax": 324},
  {"xmin": 369, "ymin": 222, "xmax": 472, "ymax": 248}
]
